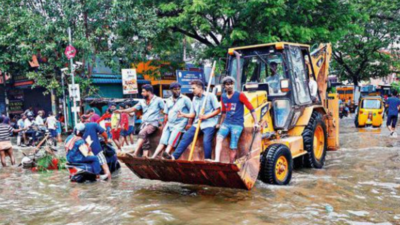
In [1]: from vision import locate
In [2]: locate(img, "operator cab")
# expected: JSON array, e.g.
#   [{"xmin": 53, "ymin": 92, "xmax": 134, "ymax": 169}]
[{"xmin": 225, "ymin": 43, "xmax": 319, "ymax": 131}]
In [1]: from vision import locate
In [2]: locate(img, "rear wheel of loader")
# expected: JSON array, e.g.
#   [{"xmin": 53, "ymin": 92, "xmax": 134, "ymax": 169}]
[
  {"xmin": 259, "ymin": 144, "xmax": 293, "ymax": 185},
  {"xmin": 302, "ymin": 111, "xmax": 327, "ymax": 169}
]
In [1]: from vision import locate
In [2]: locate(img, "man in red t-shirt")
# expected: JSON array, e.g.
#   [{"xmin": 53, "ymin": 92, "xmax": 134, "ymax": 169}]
[{"xmin": 215, "ymin": 76, "xmax": 259, "ymax": 163}]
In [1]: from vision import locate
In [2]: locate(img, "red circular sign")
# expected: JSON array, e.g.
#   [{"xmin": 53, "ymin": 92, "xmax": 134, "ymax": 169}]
[{"xmin": 64, "ymin": 45, "xmax": 77, "ymax": 59}]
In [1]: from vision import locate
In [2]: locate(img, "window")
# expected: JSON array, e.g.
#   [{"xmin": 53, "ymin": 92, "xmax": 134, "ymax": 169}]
[
  {"xmin": 273, "ymin": 100, "xmax": 291, "ymax": 127},
  {"xmin": 362, "ymin": 99, "xmax": 381, "ymax": 109},
  {"xmin": 288, "ymin": 46, "xmax": 311, "ymax": 105},
  {"xmin": 229, "ymin": 53, "xmax": 287, "ymax": 96}
]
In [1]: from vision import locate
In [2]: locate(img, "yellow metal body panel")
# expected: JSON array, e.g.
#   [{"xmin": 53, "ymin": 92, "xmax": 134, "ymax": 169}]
[
  {"xmin": 327, "ymin": 93, "xmax": 340, "ymax": 150},
  {"xmin": 357, "ymin": 97, "xmax": 384, "ymax": 127},
  {"xmin": 265, "ymin": 136, "xmax": 307, "ymax": 159},
  {"xmin": 228, "ymin": 42, "xmax": 310, "ymax": 52}
]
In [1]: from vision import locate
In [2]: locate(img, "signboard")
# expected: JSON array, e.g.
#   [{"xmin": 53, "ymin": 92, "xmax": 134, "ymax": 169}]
[
  {"xmin": 64, "ymin": 45, "xmax": 77, "ymax": 59},
  {"xmin": 8, "ymin": 100, "xmax": 24, "ymax": 114},
  {"xmin": 176, "ymin": 70, "xmax": 205, "ymax": 93},
  {"xmin": 71, "ymin": 106, "xmax": 81, "ymax": 113},
  {"xmin": 68, "ymin": 84, "xmax": 81, "ymax": 101},
  {"xmin": 122, "ymin": 69, "xmax": 138, "ymax": 94},
  {"xmin": 161, "ymin": 71, "xmax": 176, "ymax": 80}
]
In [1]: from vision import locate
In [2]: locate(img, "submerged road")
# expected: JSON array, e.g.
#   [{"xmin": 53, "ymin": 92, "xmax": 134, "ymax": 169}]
[{"xmin": 1, "ymin": 116, "xmax": 400, "ymax": 225}]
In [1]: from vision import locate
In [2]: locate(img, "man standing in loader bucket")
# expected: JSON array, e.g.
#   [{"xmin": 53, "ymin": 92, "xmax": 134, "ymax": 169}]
[
  {"xmin": 115, "ymin": 84, "xmax": 165, "ymax": 157},
  {"xmin": 151, "ymin": 82, "xmax": 192, "ymax": 159},
  {"xmin": 214, "ymin": 76, "xmax": 259, "ymax": 163},
  {"xmin": 169, "ymin": 79, "xmax": 221, "ymax": 160}
]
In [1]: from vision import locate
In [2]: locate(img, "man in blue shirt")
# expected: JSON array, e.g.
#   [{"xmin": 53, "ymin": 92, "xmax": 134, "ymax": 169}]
[
  {"xmin": 115, "ymin": 84, "xmax": 165, "ymax": 157},
  {"xmin": 171, "ymin": 79, "xmax": 221, "ymax": 160},
  {"xmin": 385, "ymin": 90, "xmax": 400, "ymax": 137},
  {"xmin": 151, "ymin": 82, "xmax": 192, "ymax": 158},
  {"xmin": 82, "ymin": 120, "xmax": 111, "ymax": 180}
]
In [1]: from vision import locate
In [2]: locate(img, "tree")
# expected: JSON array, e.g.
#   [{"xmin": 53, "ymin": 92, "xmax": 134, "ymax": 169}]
[
  {"xmin": 332, "ymin": 0, "xmax": 400, "ymax": 86},
  {"xmin": 0, "ymin": 0, "xmax": 161, "ymax": 101},
  {"xmin": 145, "ymin": 0, "xmax": 354, "ymax": 60}
]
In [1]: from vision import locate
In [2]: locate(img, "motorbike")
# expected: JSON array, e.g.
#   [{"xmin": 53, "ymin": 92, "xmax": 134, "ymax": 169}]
[
  {"xmin": 25, "ymin": 125, "xmax": 57, "ymax": 148},
  {"xmin": 66, "ymin": 139, "xmax": 121, "ymax": 183},
  {"xmin": 339, "ymin": 103, "xmax": 349, "ymax": 119}
]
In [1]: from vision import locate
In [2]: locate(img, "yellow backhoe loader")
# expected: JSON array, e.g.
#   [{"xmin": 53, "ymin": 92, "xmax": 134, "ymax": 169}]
[{"xmin": 118, "ymin": 42, "xmax": 339, "ymax": 190}]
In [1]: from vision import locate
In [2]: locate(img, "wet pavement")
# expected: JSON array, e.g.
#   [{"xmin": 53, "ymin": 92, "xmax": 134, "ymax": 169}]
[{"xmin": 1, "ymin": 116, "xmax": 400, "ymax": 225}]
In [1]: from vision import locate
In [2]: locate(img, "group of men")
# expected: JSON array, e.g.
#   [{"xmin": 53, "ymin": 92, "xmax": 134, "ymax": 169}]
[
  {"xmin": 16, "ymin": 110, "xmax": 62, "ymax": 146},
  {"xmin": 114, "ymin": 77, "xmax": 259, "ymax": 163}
]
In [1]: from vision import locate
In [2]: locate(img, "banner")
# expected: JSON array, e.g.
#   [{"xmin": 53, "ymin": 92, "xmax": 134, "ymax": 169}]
[
  {"xmin": 9, "ymin": 100, "xmax": 24, "ymax": 114},
  {"xmin": 122, "ymin": 69, "xmax": 138, "ymax": 94}
]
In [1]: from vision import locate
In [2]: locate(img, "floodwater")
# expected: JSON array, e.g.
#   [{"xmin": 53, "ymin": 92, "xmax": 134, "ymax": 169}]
[{"xmin": 1, "ymin": 117, "xmax": 400, "ymax": 225}]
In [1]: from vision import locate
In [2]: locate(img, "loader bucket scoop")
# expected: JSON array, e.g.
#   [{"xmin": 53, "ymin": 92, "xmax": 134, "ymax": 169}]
[{"xmin": 118, "ymin": 128, "xmax": 262, "ymax": 190}]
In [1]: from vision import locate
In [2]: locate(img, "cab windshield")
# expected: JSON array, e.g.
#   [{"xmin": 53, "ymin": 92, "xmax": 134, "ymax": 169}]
[{"xmin": 229, "ymin": 53, "xmax": 287, "ymax": 96}]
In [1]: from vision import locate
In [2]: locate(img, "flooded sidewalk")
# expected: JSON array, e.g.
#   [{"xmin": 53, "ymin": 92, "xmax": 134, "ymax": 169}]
[{"xmin": 1, "ymin": 117, "xmax": 400, "ymax": 225}]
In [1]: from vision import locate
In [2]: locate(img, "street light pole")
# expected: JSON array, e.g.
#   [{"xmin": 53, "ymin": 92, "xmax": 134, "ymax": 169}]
[
  {"xmin": 68, "ymin": 27, "xmax": 78, "ymax": 127},
  {"xmin": 61, "ymin": 72, "xmax": 68, "ymax": 132}
]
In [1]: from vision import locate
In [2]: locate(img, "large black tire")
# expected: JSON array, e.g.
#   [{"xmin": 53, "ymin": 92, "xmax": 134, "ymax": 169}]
[
  {"xmin": 302, "ymin": 111, "xmax": 327, "ymax": 169},
  {"xmin": 259, "ymin": 144, "xmax": 293, "ymax": 185}
]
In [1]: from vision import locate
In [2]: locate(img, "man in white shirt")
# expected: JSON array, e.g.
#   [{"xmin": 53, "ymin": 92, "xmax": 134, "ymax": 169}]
[
  {"xmin": 35, "ymin": 110, "xmax": 45, "ymax": 129},
  {"xmin": 46, "ymin": 112, "xmax": 58, "ymax": 139},
  {"xmin": 309, "ymin": 75, "xmax": 318, "ymax": 102},
  {"xmin": 24, "ymin": 116, "xmax": 37, "ymax": 146}
]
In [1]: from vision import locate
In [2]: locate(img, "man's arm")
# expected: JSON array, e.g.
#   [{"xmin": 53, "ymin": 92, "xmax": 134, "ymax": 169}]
[
  {"xmin": 116, "ymin": 103, "xmax": 140, "ymax": 114},
  {"xmin": 240, "ymin": 93, "xmax": 259, "ymax": 129},
  {"xmin": 216, "ymin": 96, "xmax": 226, "ymax": 128},
  {"xmin": 199, "ymin": 94, "xmax": 221, "ymax": 120}
]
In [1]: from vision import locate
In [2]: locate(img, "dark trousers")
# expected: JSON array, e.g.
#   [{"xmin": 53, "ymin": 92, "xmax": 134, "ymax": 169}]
[{"xmin": 172, "ymin": 126, "xmax": 215, "ymax": 160}]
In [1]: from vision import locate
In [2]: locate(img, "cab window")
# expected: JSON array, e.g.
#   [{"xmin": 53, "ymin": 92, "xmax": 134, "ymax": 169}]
[{"xmin": 362, "ymin": 99, "xmax": 381, "ymax": 109}]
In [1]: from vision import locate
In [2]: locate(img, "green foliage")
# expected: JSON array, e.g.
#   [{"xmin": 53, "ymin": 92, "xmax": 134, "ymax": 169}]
[
  {"xmin": 36, "ymin": 154, "xmax": 54, "ymax": 172},
  {"xmin": 332, "ymin": 0, "xmax": 400, "ymax": 85}
]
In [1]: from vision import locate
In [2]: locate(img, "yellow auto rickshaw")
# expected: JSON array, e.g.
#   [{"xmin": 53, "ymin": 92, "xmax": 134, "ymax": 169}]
[{"xmin": 355, "ymin": 96, "xmax": 384, "ymax": 127}]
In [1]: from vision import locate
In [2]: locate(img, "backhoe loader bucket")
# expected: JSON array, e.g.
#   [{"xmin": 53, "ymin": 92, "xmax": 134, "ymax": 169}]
[{"xmin": 118, "ymin": 128, "xmax": 262, "ymax": 190}]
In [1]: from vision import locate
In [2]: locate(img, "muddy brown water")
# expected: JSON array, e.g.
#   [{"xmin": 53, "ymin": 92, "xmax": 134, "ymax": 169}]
[{"xmin": 1, "ymin": 117, "xmax": 400, "ymax": 225}]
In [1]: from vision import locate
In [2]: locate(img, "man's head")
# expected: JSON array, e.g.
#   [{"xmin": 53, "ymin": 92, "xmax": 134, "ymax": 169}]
[
  {"xmin": 38, "ymin": 110, "xmax": 43, "ymax": 117},
  {"xmin": 170, "ymin": 82, "xmax": 181, "ymax": 98},
  {"xmin": 142, "ymin": 84, "xmax": 154, "ymax": 99},
  {"xmin": 393, "ymin": 90, "xmax": 398, "ymax": 97},
  {"xmin": 74, "ymin": 122, "xmax": 86, "ymax": 137},
  {"xmin": 125, "ymin": 103, "xmax": 131, "ymax": 109},
  {"xmin": 21, "ymin": 114, "xmax": 27, "ymax": 120},
  {"xmin": 269, "ymin": 62, "xmax": 278, "ymax": 74},
  {"xmin": 222, "ymin": 76, "xmax": 236, "ymax": 93},
  {"xmin": 190, "ymin": 79, "xmax": 205, "ymax": 96},
  {"xmin": 118, "ymin": 104, "xmax": 125, "ymax": 110},
  {"xmin": 109, "ymin": 103, "xmax": 116, "ymax": 111},
  {"xmin": 81, "ymin": 115, "xmax": 90, "ymax": 123},
  {"xmin": 48, "ymin": 112, "xmax": 53, "ymax": 117}
]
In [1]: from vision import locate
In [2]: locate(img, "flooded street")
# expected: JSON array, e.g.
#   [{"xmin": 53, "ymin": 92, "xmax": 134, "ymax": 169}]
[{"xmin": 1, "ymin": 117, "xmax": 400, "ymax": 225}]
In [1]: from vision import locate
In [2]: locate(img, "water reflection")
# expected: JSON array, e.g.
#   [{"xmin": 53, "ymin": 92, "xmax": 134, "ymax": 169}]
[{"xmin": 0, "ymin": 117, "xmax": 400, "ymax": 224}]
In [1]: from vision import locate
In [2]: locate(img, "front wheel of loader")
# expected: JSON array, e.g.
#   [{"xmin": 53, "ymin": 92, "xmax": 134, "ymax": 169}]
[
  {"xmin": 259, "ymin": 144, "xmax": 293, "ymax": 185},
  {"xmin": 302, "ymin": 111, "xmax": 327, "ymax": 169}
]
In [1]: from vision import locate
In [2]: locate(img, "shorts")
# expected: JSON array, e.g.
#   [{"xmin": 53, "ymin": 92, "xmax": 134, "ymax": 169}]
[
  {"xmin": 111, "ymin": 128, "xmax": 121, "ymax": 140},
  {"xmin": 0, "ymin": 141, "xmax": 12, "ymax": 151},
  {"xmin": 217, "ymin": 124, "xmax": 244, "ymax": 150},
  {"xmin": 138, "ymin": 124, "xmax": 157, "ymax": 142},
  {"xmin": 49, "ymin": 129, "xmax": 57, "ymax": 138},
  {"xmin": 159, "ymin": 126, "xmax": 182, "ymax": 147},
  {"xmin": 97, "ymin": 151, "xmax": 107, "ymax": 165},
  {"xmin": 387, "ymin": 115, "xmax": 398, "ymax": 127},
  {"xmin": 127, "ymin": 126, "xmax": 135, "ymax": 135}
]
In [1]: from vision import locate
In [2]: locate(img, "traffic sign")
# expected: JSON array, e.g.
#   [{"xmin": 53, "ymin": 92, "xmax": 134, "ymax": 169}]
[{"xmin": 65, "ymin": 45, "xmax": 77, "ymax": 59}]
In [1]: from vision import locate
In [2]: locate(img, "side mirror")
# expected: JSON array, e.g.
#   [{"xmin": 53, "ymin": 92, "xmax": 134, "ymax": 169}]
[{"xmin": 280, "ymin": 79, "xmax": 290, "ymax": 92}]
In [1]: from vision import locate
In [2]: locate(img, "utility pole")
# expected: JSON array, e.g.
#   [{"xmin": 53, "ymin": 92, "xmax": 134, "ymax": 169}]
[
  {"xmin": 68, "ymin": 27, "xmax": 78, "ymax": 127},
  {"xmin": 61, "ymin": 72, "xmax": 68, "ymax": 132}
]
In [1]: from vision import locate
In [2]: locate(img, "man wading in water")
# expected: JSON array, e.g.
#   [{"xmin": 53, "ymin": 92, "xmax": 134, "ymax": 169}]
[{"xmin": 385, "ymin": 90, "xmax": 400, "ymax": 137}]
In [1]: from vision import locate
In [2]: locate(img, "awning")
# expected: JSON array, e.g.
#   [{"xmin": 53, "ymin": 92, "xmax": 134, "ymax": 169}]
[{"xmin": 91, "ymin": 74, "xmax": 150, "ymax": 84}]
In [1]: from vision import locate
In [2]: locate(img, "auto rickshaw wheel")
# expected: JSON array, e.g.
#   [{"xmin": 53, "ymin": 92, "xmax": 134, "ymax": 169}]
[
  {"xmin": 302, "ymin": 111, "xmax": 327, "ymax": 169},
  {"xmin": 259, "ymin": 144, "xmax": 293, "ymax": 185}
]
